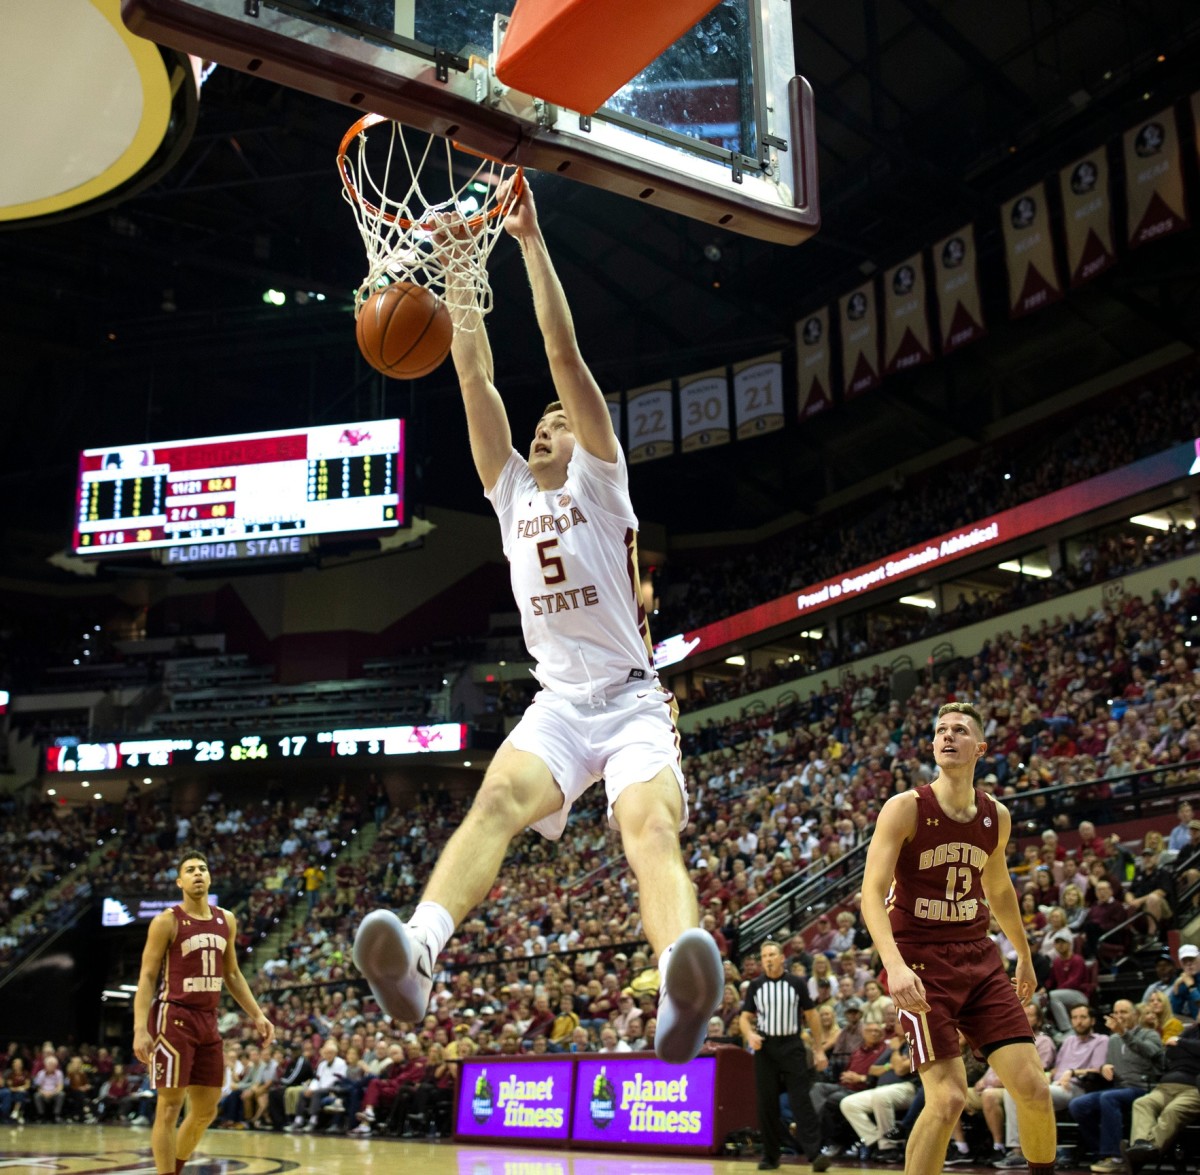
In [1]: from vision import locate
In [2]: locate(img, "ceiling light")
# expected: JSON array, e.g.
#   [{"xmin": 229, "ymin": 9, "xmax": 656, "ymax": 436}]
[
  {"xmin": 262, "ymin": 289, "xmax": 286, "ymax": 306},
  {"xmin": 899, "ymin": 595, "xmax": 937, "ymax": 609},
  {"xmin": 998, "ymin": 560, "xmax": 1053, "ymax": 579},
  {"xmin": 725, "ymin": 655, "xmax": 746, "ymax": 666}
]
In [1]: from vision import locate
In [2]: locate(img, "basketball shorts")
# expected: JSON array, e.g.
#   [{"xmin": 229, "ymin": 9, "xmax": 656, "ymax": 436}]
[
  {"xmin": 507, "ymin": 682, "xmax": 686, "ymax": 841},
  {"xmin": 883, "ymin": 938, "xmax": 1031, "ymax": 1066},
  {"xmin": 149, "ymin": 1000, "xmax": 223, "ymax": 1089}
]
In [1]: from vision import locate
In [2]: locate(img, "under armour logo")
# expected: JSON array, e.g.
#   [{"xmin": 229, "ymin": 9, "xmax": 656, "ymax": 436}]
[
  {"xmin": 174, "ymin": 1020, "xmax": 185, "ymax": 1027},
  {"xmin": 926, "ymin": 818, "xmax": 939, "ymax": 827},
  {"xmin": 911, "ymin": 963, "xmax": 927, "ymax": 971}
]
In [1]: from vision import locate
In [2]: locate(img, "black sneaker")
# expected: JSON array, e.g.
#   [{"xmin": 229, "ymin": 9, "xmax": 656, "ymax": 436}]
[
  {"xmin": 946, "ymin": 1146, "xmax": 973, "ymax": 1166},
  {"xmin": 813, "ymin": 1156, "xmax": 832, "ymax": 1173}
]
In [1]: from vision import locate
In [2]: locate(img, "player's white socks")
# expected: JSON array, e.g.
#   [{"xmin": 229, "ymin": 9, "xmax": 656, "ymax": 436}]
[{"xmin": 408, "ymin": 900, "xmax": 455, "ymax": 959}]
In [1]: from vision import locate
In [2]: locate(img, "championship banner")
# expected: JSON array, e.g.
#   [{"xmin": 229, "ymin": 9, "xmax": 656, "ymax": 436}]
[
  {"xmin": 933, "ymin": 224, "xmax": 985, "ymax": 354},
  {"xmin": 625, "ymin": 381, "xmax": 674, "ymax": 464},
  {"xmin": 1001, "ymin": 182, "xmax": 1063, "ymax": 318},
  {"xmin": 795, "ymin": 308, "xmax": 832, "ymax": 419},
  {"xmin": 1124, "ymin": 105, "xmax": 1189, "ymax": 248},
  {"xmin": 733, "ymin": 353, "xmax": 784, "ymax": 439},
  {"xmin": 678, "ymin": 367, "xmax": 731, "ymax": 453},
  {"xmin": 1059, "ymin": 148, "xmax": 1115, "ymax": 286},
  {"xmin": 604, "ymin": 391, "xmax": 622, "ymax": 445},
  {"xmin": 839, "ymin": 281, "xmax": 879, "ymax": 400},
  {"xmin": 882, "ymin": 253, "xmax": 932, "ymax": 375}
]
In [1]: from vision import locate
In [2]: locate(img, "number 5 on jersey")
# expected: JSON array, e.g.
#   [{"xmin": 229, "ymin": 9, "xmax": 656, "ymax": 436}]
[{"xmin": 537, "ymin": 539, "xmax": 566, "ymax": 585}]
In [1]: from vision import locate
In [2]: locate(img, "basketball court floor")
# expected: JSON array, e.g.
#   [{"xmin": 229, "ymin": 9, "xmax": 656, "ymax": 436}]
[{"xmin": 0, "ymin": 1120, "xmax": 865, "ymax": 1174}]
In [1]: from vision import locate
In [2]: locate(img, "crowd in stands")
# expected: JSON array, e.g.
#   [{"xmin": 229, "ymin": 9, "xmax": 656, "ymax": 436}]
[{"xmin": 653, "ymin": 362, "xmax": 1200, "ymax": 645}]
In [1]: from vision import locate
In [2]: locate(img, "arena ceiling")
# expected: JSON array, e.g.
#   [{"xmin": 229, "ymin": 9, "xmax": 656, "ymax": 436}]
[{"xmin": 2, "ymin": 0, "xmax": 1200, "ymax": 564}]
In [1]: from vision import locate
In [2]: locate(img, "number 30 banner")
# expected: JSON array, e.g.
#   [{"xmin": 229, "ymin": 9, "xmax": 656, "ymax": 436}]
[
  {"xmin": 626, "ymin": 381, "xmax": 675, "ymax": 464},
  {"xmin": 678, "ymin": 367, "xmax": 731, "ymax": 453},
  {"xmin": 733, "ymin": 354, "xmax": 784, "ymax": 439}
]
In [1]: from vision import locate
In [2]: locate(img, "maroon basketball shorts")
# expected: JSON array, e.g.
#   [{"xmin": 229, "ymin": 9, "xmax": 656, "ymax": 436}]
[
  {"xmin": 883, "ymin": 938, "xmax": 1031, "ymax": 1066},
  {"xmin": 149, "ymin": 1000, "xmax": 223, "ymax": 1089}
]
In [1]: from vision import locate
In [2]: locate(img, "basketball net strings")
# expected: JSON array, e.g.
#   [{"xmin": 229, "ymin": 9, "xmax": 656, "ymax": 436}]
[{"xmin": 343, "ymin": 123, "xmax": 516, "ymax": 333}]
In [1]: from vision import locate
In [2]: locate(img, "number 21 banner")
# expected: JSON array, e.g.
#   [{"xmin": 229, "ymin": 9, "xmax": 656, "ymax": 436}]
[
  {"xmin": 678, "ymin": 367, "xmax": 731, "ymax": 452},
  {"xmin": 626, "ymin": 381, "xmax": 675, "ymax": 464},
  {"xmin": 733, "ymin": 354, "xmax": 784, "ymax": 439}
]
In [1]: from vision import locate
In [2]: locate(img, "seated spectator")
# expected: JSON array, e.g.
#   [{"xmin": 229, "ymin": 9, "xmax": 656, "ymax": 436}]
[
  {"xmin": 1125, "ymin": 846, "xmax": 1176, "ymax": 932},
  {"xmin": 1068, "ymin": 1000, "xmax": 1164, "ymax": 1172},
  {"xmin": 1165, "ymin": 801, "xmax": 1195, "ymax": 854},
  {"xmin": 0, "ymin": 1057, "xmax": 31, "ymax": 1124},
  {"xmin": 1142, "ymin": 991, "xmax": 1183, "ymax": 1042},
  {"xmin": 837, "ymin": 1029, "xmax": 916, "ymax": 1159},
  {"xmin": 1124, "ymin": 1021, "xmax": 1200, "ymax": 1170},
  {"xmin": 288, "ymin": 1039, "xmax": 345, "ymax": 1133},
  {"xmin": 1082, "ymin": 880, "xmax": 1131, "ymax": 958},
  {"xmin": 1168, "ymin": 943, "xmax": 1200, "ymax": 1022},
  {"xmin": 812, "ymin": 1020, "xmax": 888, "ymax": 1149},
  {"xmin": 1142, "ymin": 951, "xmax": 1182, "ymax": 1005},
  {"xmin": 1044, "ymin": 927, "xmax": 1092, "ymax": 1032},
  {"xmin": 63, "ymin": 1056, "xmax": 95, "ymax": 1122},
  {"xmin": 94, "ymin": 1063, "xmax": 136, "ymax": 1122},
  {"xmin": 32, "ymin": 1054, "xmax": 64, "ymax": 1123}
]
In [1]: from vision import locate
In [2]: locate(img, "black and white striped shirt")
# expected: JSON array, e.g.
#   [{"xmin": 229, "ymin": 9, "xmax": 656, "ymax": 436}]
[{"xmin": 742, "ymin": 973, "xmax": 814, "ymax": 1037}]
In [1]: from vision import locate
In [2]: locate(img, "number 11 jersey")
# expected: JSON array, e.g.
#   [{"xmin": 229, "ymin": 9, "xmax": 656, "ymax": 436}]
[{"xmin": 157, "ymin": 904, "xmax": 227, "ymax": 1009}]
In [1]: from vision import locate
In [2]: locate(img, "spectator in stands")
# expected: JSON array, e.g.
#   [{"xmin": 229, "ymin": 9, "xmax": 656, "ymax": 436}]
[
  {"xmin": 1082, "ymin": 880, "xmax": 1130, "ymax": 958},
  {"xmin": 1141, "ymin": 992, "xmax": 1183, "ymax": 1042},
  {"xmin": 1166, "ymin": 802, "xmax": 1195, "ymax": 854},
  {"xmin": 243, "ymin": 1046, "xmax": 280, "ymax": 1128},
  {"xmin": 95, "ymin": 1063, "xmax": 135, "ymax": 1122},
  {"xmin": 1068, "ymin": 999, "xmax": 1164, "ymax": 1172},
  {"xmin": 63, "ymin": 1056, "xmax": 95, "ymax": 1122},
  {"xmin": 809, "ymin": 915, "xmax": 838, "ymax": 957},
  {"xmin": 1044, "ymin": 927, "xmax": 1091, "ymax": 1032},
  {"xmin": 0, "ymin": 1056, "xmax": 30, "ymax": 1124},
  {"xmin": 1124, "ymin": 1021, "xmax": 1200, "ymax": 1171},
  {"xmin": 837, "ymin": 1029, "xmax": 916, "ymax": 1160},
  {"xmin": 32, "ymin": 1054, "xmax": 64, "ymax": 1123},
  {"xmin": 1125, "ymin": 846, "xmax": 1175, "ymax": 932},
  {"xmin": 267, "ymin": 1041, "xmax": 314, "ymax": 1131},
  {"xmin": 1142, "ymin": 951, "xmax": 1181, "ymax": 1004},
  {"xmin": 289, "ymin": 1038, "xmax": 345, "ymax": 1133},
  {"xmin": 812, "ymin": 1019, "xmax": 888, "ymax": 1151},
  {"xmin": 1167, "ymin": 944, "xmax": 1200, "ymax": 1022}
]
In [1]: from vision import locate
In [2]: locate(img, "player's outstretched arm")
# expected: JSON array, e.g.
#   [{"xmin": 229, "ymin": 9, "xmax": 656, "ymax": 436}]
[
  {"xmin": 980, "ymin": 803, "xmax": 1035, "ymax": 1003},
  {"xmin": 504, "ymin": 184, "xmax": 616, "ymax": 463},
  {"xmin": 221, "ymin": 911, "xmax": 275, "ymax": 1048},
  {"xmin": 439, "ymin": 218, "xmax": 513, "ymax": 492},
  {"xmin": 132, "ymin": 911, "xmax": 174, "ymax": 1063},
  {"xmin": 860, "ymin": 793, "xmax": 929, "ymax": 1013}
]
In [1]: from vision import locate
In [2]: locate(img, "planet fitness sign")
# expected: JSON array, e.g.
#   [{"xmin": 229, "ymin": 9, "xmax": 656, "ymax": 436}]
[
  {"xmin": 454, "ymin": 1061, "xmax": 572, "ymax": 1142},
  {"xmin": 571, "ymin": 1057, "xmax": 717, "ymax": 1147}
]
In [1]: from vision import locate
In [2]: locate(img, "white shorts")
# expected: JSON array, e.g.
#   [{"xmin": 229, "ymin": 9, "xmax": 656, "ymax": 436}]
[{"xmin": 507, "ymin": 683, "xmax": 686, "ymax": 841}]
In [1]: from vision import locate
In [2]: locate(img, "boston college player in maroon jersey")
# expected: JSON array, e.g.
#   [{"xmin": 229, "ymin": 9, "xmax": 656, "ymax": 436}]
[
  {"xmin": 132, "ymin": 851, "xmax": 273, "ymax": 1175},
  {"xmin": 860, "ymin": 703, "xmax": 1055, "ymax": 1175}
]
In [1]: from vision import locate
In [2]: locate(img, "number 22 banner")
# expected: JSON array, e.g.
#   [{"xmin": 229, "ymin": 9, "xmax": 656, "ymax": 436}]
[{"xmin": 626, "ymin": 381, "xmax": 675, "ymax": 464}]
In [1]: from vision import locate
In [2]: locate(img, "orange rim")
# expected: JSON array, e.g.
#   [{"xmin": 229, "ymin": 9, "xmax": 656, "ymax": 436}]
[{"xmin": 337, "ymin": 112, "xmax": 524, "ymax": 231}]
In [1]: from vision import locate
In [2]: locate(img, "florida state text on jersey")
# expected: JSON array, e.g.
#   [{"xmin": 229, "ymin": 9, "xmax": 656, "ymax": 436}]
[
  {"xmin": 886, "ymin": 785, "xmax": 999, "ymax": 944},
  {"xmin": 158, "ymin": 904, "xmax": 227, "ymax": 1008}
]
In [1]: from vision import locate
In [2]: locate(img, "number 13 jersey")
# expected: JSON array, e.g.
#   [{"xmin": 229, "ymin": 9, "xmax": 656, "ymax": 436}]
[
  {"xmin": 487, "ymin": 444, "xmax": 655, "ymax": 705},
  {"xmin": 157, "ymin": 904, "xmax": 227, "ymax": 1009}
]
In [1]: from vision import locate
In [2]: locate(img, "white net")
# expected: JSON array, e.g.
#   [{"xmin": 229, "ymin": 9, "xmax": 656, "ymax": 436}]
[{"xmin": 338, "ymin": 114, "xmax": 522, "ymax": 332}]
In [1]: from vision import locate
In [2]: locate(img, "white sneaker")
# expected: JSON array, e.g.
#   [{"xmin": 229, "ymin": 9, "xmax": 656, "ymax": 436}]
[
  {"xmin": 357, "ymin": 1106, "xmax": 376, "ymax": 1122},
  {"xmin": 352, "ymin": 911, "xmax": 435, "ymax": 1023},
  {"xmin": 654, "ymin": 928, "xmax": 724, "ymax": 1065},
  {"xmin": 349, "ymin": 1123, "xmax": 373, "ymax": 1136}
]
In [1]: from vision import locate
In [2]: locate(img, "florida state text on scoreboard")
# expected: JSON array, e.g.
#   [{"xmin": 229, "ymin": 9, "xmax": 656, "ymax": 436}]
[{"xmin": 73, "ymin": 419, "xmax": 403, "ymax": 554}]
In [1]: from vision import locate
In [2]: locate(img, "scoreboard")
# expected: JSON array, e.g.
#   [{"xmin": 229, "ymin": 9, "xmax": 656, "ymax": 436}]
[
  {"xmin": 44, "ymin": 723, "xmax": 468, "ymax": 773},
  {"xmin": 73, "ymin": 419, "xmax": 403, "ymax": 555}
]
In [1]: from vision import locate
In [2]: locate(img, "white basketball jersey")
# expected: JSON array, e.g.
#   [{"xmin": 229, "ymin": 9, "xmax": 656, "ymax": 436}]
[{"xmin": 486, "ymin": 443, "xmax": 655, "ymax": 704}]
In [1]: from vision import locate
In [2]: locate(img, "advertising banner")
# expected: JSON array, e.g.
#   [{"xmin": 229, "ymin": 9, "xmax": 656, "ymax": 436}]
[
  {"xmin": 455, "ymin": 1060, "xmax": 573, "ymax": 1143},
  {"xmin": 571, "ymin": 1056, "xmax": 717, "ymax": 1149},
  {"xmin": 652, "ymin": 434, "xmax": 1200, "ymax": 673}
]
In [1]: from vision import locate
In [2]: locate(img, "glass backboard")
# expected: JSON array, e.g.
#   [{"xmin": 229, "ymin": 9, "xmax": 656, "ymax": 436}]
[{"xmin": 122, "ymin": 0, "xmax": 818, "ymax": 243}]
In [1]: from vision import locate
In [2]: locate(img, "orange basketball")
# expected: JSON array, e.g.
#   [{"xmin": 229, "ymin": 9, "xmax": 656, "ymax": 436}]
[{"xmin": 355, "ymin": 282, "xmax": 453, "ymax": 379}]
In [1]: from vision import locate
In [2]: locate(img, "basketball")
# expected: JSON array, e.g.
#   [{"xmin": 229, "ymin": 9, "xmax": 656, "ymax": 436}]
[{"xmin": 355, "ymin": 282, "xmax": 453, "ymax": 379}]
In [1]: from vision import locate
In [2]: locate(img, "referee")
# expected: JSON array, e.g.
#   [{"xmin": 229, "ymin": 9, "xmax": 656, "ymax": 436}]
[{"xmin": 740, "ymin": 938, "xmax": 831, "ymax": 1173}]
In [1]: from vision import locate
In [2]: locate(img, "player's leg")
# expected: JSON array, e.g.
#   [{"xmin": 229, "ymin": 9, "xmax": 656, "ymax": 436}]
[
  {"xmin": 613, "ymin": 766, "xmax": 722, "ymax": 1063},
  {"xmin": 152, "ymin": 1089, "xmax": 186, "ymax": 1174},
  {"xmin": 175, "ymin": 1085, "xmax": 220, "ymax": 1166},
  {"xmin": 986, "ymin": 1042, "xmax": 1056, "ymax": 1166},
  {"xmin": 904, "ymin": 1054, "xmax": 968, "ymax": 1175},
  {"xmin": 354, "ymin": 742, "xmax": 563, "ymax": 1021}
]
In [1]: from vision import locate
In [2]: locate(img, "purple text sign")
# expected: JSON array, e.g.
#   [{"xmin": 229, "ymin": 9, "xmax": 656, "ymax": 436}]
[
  {"xmin": 572, "ymin": 1056, "xmax": 717, "ymax": 1148},
  {"xmin": 455, "ymin": 1059, "xmax": 573, "ymax": 1142}
]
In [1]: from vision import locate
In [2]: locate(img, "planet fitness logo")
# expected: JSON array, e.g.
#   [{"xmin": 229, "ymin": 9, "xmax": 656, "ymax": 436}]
[
  {"xmin": 589, "ymin": 1067, "xmax": 616, "ymax": 1128},
  {"xmin": 472, "ymin": 1070, "xmax": 495, "ymax": 1123}
]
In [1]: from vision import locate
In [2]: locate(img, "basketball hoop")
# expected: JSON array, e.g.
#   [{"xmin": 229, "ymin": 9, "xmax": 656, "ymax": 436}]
[{"xmin": 338, "ymin": 113, "xmax": 523, "ymax": 332}]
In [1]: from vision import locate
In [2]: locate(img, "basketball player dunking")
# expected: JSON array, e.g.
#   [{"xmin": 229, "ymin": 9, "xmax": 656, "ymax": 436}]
[
  {"xmin": 133, "ymin": 851, "xmax": 274, "ymax": 1175},
  {"xmin": 353, "ymin": 181, "xmax": 723, "ymax": 1064},
  {"xmin": 860, "ymin": 702, "xmax": 1056, "ymax": 1175}
]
